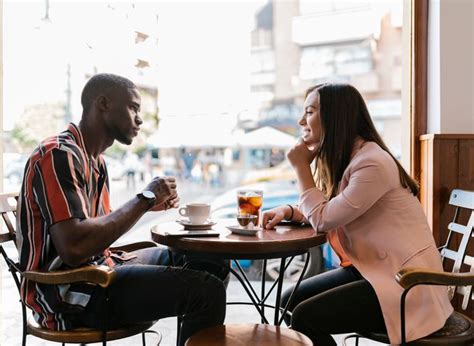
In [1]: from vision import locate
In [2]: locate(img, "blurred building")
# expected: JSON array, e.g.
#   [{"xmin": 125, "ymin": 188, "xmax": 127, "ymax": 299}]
[{"xmin": 250, "ymin": 0, "xmax": 403, "ymax": 157}]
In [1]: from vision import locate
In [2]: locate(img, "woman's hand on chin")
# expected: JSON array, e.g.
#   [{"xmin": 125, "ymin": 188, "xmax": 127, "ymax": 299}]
[{"xmin": 287, "ymin": 138, "xmax": 319, "ymax": 169}]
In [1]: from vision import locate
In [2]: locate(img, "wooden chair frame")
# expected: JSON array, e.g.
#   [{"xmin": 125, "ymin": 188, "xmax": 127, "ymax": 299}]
[{"xmin": 0, "ymin": 192, "xmax": 161, "ymax": 345}]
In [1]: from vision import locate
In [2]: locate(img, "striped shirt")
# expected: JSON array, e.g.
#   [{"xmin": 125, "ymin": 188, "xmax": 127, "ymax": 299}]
[{"xmin": 17, "ymin": 123, "xmax": 116, "ymax": 331}]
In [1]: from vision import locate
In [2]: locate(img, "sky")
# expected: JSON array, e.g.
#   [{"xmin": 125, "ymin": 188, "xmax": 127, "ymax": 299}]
[{"xmin": 3, "ymin": 0, "xmax": 266, "ymax": 130}]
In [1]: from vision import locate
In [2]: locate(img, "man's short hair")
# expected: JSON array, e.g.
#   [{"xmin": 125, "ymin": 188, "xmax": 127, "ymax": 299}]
[{"xmin": 81, "ymin": 73, "xmax": 136, "ymax": 113}]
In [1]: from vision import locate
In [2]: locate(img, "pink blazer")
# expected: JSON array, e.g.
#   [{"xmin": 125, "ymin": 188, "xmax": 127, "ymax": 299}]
[{"xmin": 299, "ymin": 140, "xmax": 452, "ymax": 344}]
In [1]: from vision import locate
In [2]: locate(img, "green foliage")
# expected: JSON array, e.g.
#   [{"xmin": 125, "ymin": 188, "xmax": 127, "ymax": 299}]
[
  {"xmin": 10, "ymin": 126, "xmax": 37, "ymax": 152},
  {"xmin": 10, "ymin": 102, "xmax": 66, "ymax": 152},
  {"xmin": 104, "ymin": 142, "xmax": 127, "ymax": 159},
  {"xmin": 134, "ymin": 144, "xmax": 148, "ymax": 157}
]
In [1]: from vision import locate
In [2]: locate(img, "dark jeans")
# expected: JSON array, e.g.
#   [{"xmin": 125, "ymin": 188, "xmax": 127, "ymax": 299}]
[
  {"xmin": 76, "ymin": 247, "xmax": 229, "ymax": 346},
  {"xmin": 281, "ymin": 266, "xmax": 386, "ymax": 346}
]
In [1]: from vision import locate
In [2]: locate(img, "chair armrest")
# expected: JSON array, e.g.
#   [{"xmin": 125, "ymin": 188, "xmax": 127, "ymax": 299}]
[
  {"xmin": 110, "ymin": 241, "xmax": 157, "ymax": 253},
  {"xmin": 23, "ymin": 265, "xmax": 116, "ymax": 288},
  {"xmin": 396, "ymin": 267, "xmax": 474, "ymax": 290}
]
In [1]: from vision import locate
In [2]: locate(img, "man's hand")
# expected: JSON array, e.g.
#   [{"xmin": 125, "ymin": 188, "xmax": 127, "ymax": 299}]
[
  {"xmin": 145, "ymin": 176, "xmax": 179, "ymax": 211},
  {"xmin": 50, "ymin": 177, "xmax": 179, "ymax": 267},
  {"xmin": 150, "ymin": 194, "xmax": 180, "ymax": 212}
]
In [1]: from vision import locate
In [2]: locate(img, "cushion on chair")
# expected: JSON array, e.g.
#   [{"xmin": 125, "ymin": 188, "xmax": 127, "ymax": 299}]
[
  {"xmin": 185, "ymin": 324, "xmax": 313, "ymax": 346},
  {"xmin": 27, "ymin": 318, "xmax": 156, "ymax": 343},
  {"xmin": 429, "ymin": 311, "xmax": 471, "ymax": 337},
  {"xmin": 360, "ymin": 312, "xmax": 474, "ymax": 345}
]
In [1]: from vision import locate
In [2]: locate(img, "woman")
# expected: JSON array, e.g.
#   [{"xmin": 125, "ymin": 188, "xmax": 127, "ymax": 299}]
[{"xmin": 262, "ymin": 83, "xmax": 452, "ymax": 345}]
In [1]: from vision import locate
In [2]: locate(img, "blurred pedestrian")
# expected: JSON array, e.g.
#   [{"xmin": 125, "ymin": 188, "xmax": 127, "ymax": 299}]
[{"xmin": 124, "ymin": 151, "xmax": 139, "ymax": 188}]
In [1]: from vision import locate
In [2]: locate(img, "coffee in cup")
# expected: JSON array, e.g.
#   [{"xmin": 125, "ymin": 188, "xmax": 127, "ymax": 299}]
[{"xmin": 178, "ymin": 203, "xmax": 211, "ymax": 224}]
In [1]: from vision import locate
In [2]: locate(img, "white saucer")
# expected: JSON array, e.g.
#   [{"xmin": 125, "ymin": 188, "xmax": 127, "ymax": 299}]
[
  {"xmin": 226, "ymin": 225, "xmax": 261, "ymax": 236},
  {"xmin": 176, "ymin": 219, "xmax": 217, "ymax": 230}
]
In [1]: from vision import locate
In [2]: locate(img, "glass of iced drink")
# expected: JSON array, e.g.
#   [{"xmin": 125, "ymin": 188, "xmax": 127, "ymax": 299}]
[{"xmin": 237, "ymin": 189, "xmax": 263, "ymax": 226}]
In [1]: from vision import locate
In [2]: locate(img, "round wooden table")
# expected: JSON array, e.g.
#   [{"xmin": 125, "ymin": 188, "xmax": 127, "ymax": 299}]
[
  {"xmin": 151, "ymin": 219, "xmax": 326, "ymax": 325},
  {"xmin": 150, "ymin": 218, "xmax": 326, "ymax": 259}
]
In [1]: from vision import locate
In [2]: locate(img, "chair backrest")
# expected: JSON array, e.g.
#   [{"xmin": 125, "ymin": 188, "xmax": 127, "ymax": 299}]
[
  {"xmin": 440, "ymin": 189, "xmax": 474, "ymax": 310},
  {"xmin": 0, "ymin": 191, "xmax": 19, "ymax": 244},
  {"xmin": 0, "ymin": 192, "xmax": 21, "ymax": 291}
]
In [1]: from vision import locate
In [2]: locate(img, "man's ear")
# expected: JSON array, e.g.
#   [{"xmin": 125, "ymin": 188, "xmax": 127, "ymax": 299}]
[{"xmin": 96, "ymin": 95, "xmax": 109, "ymax": 112}]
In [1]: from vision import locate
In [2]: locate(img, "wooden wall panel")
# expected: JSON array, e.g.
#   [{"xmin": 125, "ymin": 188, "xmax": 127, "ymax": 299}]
[
  {"xmin": 459, "ymin": 140, "xmax": 474, "ymax": 187},
  {"xmin": 437, "ymin": 139, "xmax": 459, "ymax": 245},
  {"xmin": 419, "ymin": 134, "xmax": 474, "ymax": 318}
]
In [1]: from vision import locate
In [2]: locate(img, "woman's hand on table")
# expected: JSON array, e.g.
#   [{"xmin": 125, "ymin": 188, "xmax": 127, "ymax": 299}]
[{"xmin": 262, "ymin": 206, "xmax": 289, "ymax": 230}]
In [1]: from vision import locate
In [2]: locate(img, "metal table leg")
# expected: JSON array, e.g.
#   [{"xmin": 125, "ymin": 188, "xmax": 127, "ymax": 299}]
[
  {"xmin": 278, "ymin": 251, "xmax": 310, "ymax": 325},
  {"xmin": 261, "ymin": 259, "xmax": 267, "ymax": 324},
  {"xmin": 274, "ymin": 257, "xmax": 286, "ymax": 325},
  {"xmin": 228, "ymin": 251, "xmax": 310, "ymax": 326},
  {"xmin": 229, "ymin": 266, "xmax": 269, "ymax": 324}
]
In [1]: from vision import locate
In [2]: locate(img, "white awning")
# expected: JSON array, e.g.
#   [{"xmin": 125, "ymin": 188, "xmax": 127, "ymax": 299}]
[
  {"xmin": 148, "ymin": 121, "xmax": 297, "ymax": 150},
  {"xmin": 236, "ymin": 126, "xmax": 297, "ymax": 149},
  {"xmin": 147, "ymin": 114, "xmax": 237, "ymax": 148}
]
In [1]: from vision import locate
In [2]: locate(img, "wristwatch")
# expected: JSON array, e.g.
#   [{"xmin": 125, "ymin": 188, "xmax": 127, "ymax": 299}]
[{"xmin": 137, "ymin": 190, "xmax": 156, "ymax": 208}]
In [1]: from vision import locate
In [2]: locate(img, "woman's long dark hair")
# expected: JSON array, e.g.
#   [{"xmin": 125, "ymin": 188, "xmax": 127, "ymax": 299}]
[{"xmin": 307, "ymin": 83, "xmax": 419, "ymax": 198}]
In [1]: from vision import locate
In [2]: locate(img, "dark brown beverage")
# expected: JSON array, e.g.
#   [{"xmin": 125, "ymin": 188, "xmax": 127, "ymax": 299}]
[{"xmin": 237, "ymin": 190, "xmax": 263, "ymax": 225}]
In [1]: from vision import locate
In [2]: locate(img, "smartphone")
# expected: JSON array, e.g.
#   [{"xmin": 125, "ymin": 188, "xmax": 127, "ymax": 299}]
[
  {"xmin": 164, "ymin": 230, "xmax": 220, "ymax": 237},
  {"xmin": 276, "ymin": 220, "xmax": 306, "ymax": 227}
]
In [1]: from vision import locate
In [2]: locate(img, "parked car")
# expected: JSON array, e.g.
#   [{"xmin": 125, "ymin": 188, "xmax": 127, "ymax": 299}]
[
  {"xmin": 5, "ymin": 155, "xmax": 28, "ymax": 185},
  {"xmin": 103, "ymin": 154, "xmax": 146, "ymax": 181},
  {"xmin": 211, "ymin": 180, "xmax": 329, "ymax": 281},
  {"xmin": 103, "ymin": 155, "xmax": 126, "ymax": 181}
]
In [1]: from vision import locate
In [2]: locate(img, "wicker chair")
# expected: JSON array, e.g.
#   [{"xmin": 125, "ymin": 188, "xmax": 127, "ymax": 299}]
[
  {"xmin": 0, "ymin": 192, "xmax": 161, "ymax": 345},
  {"xmin": 345, "ymin": 189, "xmax": 474, "ymax": 345}
]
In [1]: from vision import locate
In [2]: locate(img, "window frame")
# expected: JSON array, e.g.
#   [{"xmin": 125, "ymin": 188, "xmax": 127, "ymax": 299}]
[{"xmin": 409, "ymin": 0, "xmax": 428, "ymax": 183}]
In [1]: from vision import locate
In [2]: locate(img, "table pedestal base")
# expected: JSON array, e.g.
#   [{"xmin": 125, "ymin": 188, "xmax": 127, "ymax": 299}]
[{"xmin": 227, "ymin": 252, "xmax": 311, "ymax": 326}]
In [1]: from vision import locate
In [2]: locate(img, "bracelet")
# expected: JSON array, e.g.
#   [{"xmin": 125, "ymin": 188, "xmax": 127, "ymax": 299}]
[{"xmin": 286, "ymin": 204, "xmax": 294, "ymax": 221}]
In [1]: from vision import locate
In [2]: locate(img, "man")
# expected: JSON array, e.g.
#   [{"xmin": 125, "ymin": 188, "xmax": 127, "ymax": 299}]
[{"xmin": 17, "ymin": 73, "xmax": 227, "ymax": 346}]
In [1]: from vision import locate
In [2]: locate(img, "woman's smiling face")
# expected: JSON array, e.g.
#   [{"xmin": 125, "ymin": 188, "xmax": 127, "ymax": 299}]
[{"xmin": 299, "ymin": 89, "xmax": 322, "ymax": 147}]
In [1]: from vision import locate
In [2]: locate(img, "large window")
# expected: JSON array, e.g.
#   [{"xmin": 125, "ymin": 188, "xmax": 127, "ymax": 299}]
[
  {"xmin": 1, "ymin": 1, "xmax": 429, "ymax": 342},
  {"xmin": 1, "ymin": 0, "xmax": 406, "ymax": 200}
]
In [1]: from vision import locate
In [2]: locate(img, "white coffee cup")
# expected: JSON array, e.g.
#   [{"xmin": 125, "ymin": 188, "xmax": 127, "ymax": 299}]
[{"xmin": 178, "ymin": 203, "xmax": 211, "ymax": 224}]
